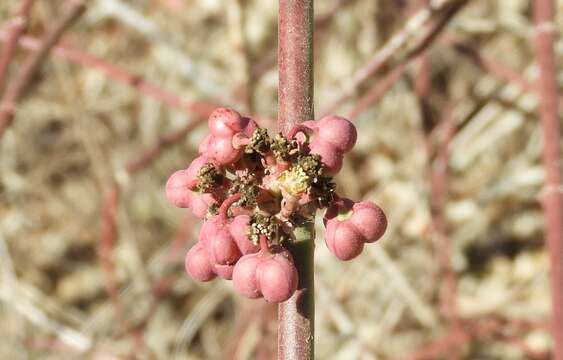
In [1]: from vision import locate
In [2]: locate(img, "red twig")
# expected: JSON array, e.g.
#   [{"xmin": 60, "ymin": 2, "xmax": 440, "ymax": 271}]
[
  {"xmin": 125, "ymin": 118, "xmax": 205, "ymax": 175},
  {"xmin": 431, "ymin": 108, "xmax": 458, "ymax": 323},
  {"xmin": 0, "ymin": 0, "xmax": 35, "ymax": 95},
  {"xmin": 532, "ymin": 0, "xmax": 563, "ymax": 358},
  {"xmin": 414, "ymin": 46, "xmax": 461, "ymax": 357},
  {"xmin": 225, "ymin": 302, "xmax": 277, "ymax": 360},
  {"xmin": 319, "ymin": 0, "xmax": 467, "ymax": 117},
  {"xmin": 347, "ymin": 61, "xmax": 409, "ymax": 121},
  {"xmin": 451, "ymin": 39, "xmax": 563, "ymax": 108},
  {"xmin": 452, "ymin": 42, "xmax": 534, "ymax": 93},
  {"xmin": 400, "ymin": 317, "xmax": 550, "ymax": 360},
  {"xmin": 277, "ymin": 1, "xmax": 315, "ymax": 359},
  {"xmin": 0, "ymin": 34, "xmax": 220, "ymax": 119},
  {"xmin": 0, "ymin": 0, "xmax": 86, "ymax": 138},
  {"xmin": 0, "ymin": 23, "xmax": 220, "ymax": 176},
  {"xmin": 99, "ymin": 184, "xmax": 124, "ymax": 321},
  {"xmin": 0, "ymin": 34, "xmax": 221, "ymax": 174}
]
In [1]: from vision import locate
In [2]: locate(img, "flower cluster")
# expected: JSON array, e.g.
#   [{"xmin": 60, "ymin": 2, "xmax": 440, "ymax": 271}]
[{"xmin": 166, "ymin": 108, "xmax": 387, "ymax": 303}]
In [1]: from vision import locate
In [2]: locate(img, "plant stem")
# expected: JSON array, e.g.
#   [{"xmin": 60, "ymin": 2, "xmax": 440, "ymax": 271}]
[
  {"xmin": 0, "ymin": 0, "xmax": 86, "ymax": 138},
  {"xmin": 0, "ymin": 33, "xmax": 220, "ymax": 120},
  {"xmin": 277, "ymin": 1, "xmax": 314, "ymax": 359},
  {"xmin": 0, "ymin": 0, "xmax": 36, "ymax": 96},
  {"xmin": 532, "ymin": 0, "xmax": 563, "ymax": 358}
]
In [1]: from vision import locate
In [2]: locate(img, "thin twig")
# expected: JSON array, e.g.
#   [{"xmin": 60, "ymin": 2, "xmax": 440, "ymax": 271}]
[
  {"xmin": 430, "ymin": 106, "xmax": 461, "ymax": 358},
  {"xmin": 414, "ymin": 45, "xmax": 461, "ymax": 358},
  {"xmin": 451, "ymin": 40, "xmax": 563, "ymax": 109},
  {"xmin": 0, "ymin": 0, "xmax": 36, "ymax": 96},
  {"xmin": 125, "ymin": 118, "xmax": 204, "ymax": 175},
  {"xmin": 0, "ymin": 0, "xmax": 86, "ymax": 138},
  {"xmin": 0, "ymin": 32, "xmax": 219, "ymax": 176},
  {"xmin": 277, "ymin": 1, "xmax": 315, "ymax": 359},
  {"xmin": 319, "ymin": 0, "xmax": 467, "ymax": 116},
  {"xmin": 400, "ymin": 317, "xmax": 549, "ymax": 360},
  {"xmin": 99, "ymin": 184, "xmax": 124, "ymax": 323},
  {"xmin": 228, "ymin": 0, "xmax": 253, "ymax": 112},
  {"xmin": 532, "ymin": 0, "xmax": 563, "ymax": 358},
  {"xmin": 0, "ymin": 34, "xmax": 220, "ymax": 119},
  {"xmin": 452, "ymin": 42, "xmax": 534, "ymax": 93},
  {"xmin": 96, "ymin": 0, "xmax": 233, "ymax": 103},
  {"xmin": 347, "ymin": 61, "xmax": 409, "ymax": 121}
]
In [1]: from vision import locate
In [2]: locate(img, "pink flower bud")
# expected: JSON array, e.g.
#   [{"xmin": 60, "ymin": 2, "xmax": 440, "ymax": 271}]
[
  {"xmin": 189, "ymin": 192, "xmax": 217, "ymax": 219},
  {"xmin": 199, "ymin": 134, "xmax": 212, "ymax": 155},
  {"xmin": 199, "ymin": 217, "xmax": 242, "ymax": 265},
  {"xmin": 209, "ymin": 228, "xmax": 242, "ymax": 265},
  {"xmin": 198, "ymin": 218, "xmax": 217, "ymax": 246},
  {"xmin": 232, "ymin": 253, "xmax": 262, "ymax": 298},
  {"xmin": 350, "ymin": 201, "xmax": 387, "ymax": 243},
  {"xmin": 207, "ymin": 136, "xmax": 243, "ymax": 165},
  {"xmin": 324, "ymin": 219, "xmax": 364, "ymax": 261},
  {"xmin": 208, "ymin": 107, "xmax": 245, "ymax": 138},
  {"xmin": 182, "ymin": 155, "xmax": 216, "ymax": 189},
  {"xmin": 185, "ymin": 243, "xmax": 216, "ymax": 282},
  {"xmin": 165, "ymin": 170, "xmax": 192, "ymax": 208},
  {"xmin": 230, "ymin": 215, "xmax": 259, "ymax": 254},
  {"xmin": 257, "ymin": 247, "xmax": 298, "ymax": 303},
  {"xmin": 317, "ymin": 115, "xmax": 357, "ymax": 152},
  {"xmin": 323, "ymin": 198, "xmax": 387, "ymax": 260},
  {"xmin": 308, "ymin": 141, "xmax": 343, "ymax": 174}
]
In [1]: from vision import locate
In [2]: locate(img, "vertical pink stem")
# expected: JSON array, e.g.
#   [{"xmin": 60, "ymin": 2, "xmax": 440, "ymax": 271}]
[
  {"xmin": 532, "ymin": 0, "xmax": 563, "ymax": 358},
  {"xmin": 277, "ymin": 1, "xmax": 314, "ymax": 359}
]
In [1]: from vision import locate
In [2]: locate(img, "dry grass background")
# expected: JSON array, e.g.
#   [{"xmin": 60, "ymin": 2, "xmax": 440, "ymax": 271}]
[{"xmin": 0, "ymin": 0, "xmax": 560, "ymax": 359}]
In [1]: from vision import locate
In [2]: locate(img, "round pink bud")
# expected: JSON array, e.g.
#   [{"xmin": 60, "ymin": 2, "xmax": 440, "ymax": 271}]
[
  {"xmin": 165, "ymin": 170, "xmax": 192, "ymax": 208},
  {"xmin": 350, "ymin": 201, "xmax": 387, "ymax": 243},
  {"xmin": 185, "ymin": 155, "xmax": 212, "ymax": 188},
  {"xmin": 213, "ymin": 263, "xmax": 235, "ymax": 280},
  {"xmin": 232, "ymin": 254, "xmax": 262, "ymax": 298},
  {"xmin": 185, "ymin": 243, "xmax": 216, "ymax": 282},
  {"xmin": 199, "ymin": 134, "xmax": 212, "ymax": 155},
  {"xmin": 230, "ymin": 215, "xmax": 259, "ymax": 254},
  {"xmin": 208, "ymin": 108, "xmax": 245, "ymax": 138},
  {"xmin": 317, "ymin": 115, "xmax": 357, "ymax": 152},
  {"xmin": 198, "ymin": 218, "xmax": 219, "ymax": 247},
  {"xmin": 257, "ymin": 248, "xmax": 298, "ymax": 303},
  {"xmin": 308, "ymin": 141, "xmax": 343, "ymax": 174},
  {"xmin": 189, "ymin": 193, "xmax": 217, "ymax": 219},
  {"xmin": 207, "ymin": 227, "xmax": 242, "ymax": 265},
  {"xmin": 324, "ymin": 219, "xmax": 364, "ymax": 261},
  {"xmin": 207, "ymin": 136, "xmax": 242, "ymax": 165}
]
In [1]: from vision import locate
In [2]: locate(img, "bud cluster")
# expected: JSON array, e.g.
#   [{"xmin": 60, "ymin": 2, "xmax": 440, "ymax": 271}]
[{"xmin": 166, "ymin": 108, "xmax": 387, "ymax": 303}]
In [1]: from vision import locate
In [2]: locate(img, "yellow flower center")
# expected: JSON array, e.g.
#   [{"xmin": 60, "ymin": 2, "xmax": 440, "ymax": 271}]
[{"xmin": 277, "ymin": 166, "xmax": 310, "ymax": 197}]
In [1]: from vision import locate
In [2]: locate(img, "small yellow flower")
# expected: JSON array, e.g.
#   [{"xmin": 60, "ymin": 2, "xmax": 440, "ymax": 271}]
[{"xmin": 277, "ymin": 165, "xmax": 310, "ymax": 197}]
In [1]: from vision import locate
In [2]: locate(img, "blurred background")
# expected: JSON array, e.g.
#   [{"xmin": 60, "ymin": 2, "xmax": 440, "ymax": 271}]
[{"xmin": 0, "ymin": 0, "xmax": 560, "ymax": 359}]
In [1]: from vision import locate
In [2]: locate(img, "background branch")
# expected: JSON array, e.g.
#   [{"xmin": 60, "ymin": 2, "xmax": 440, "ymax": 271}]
[
  {"xmin": 532, "ymin": 0, "xmax": 563, "ymax": 357},
  {"xmin": 0, "ymin": 0, "xmax": 35, "ymax": 95},
  {"xmin": 0, "ymin": 0, "xmax": 86, "ymax": 137}
]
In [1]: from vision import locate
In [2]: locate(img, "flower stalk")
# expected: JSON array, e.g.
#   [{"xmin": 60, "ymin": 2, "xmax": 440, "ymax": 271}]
[{"xmin": 277, "ymin": 1, "xmax": 315, "ymax": 359}]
